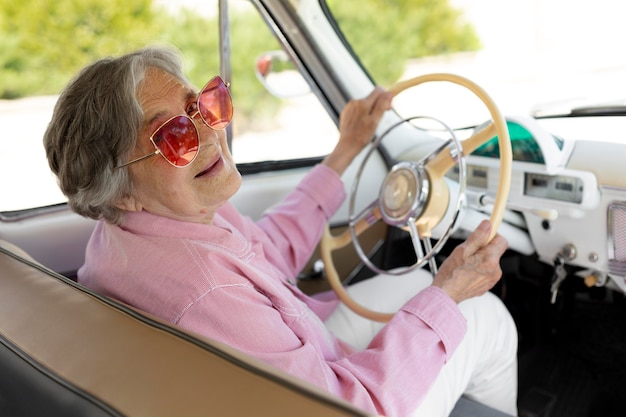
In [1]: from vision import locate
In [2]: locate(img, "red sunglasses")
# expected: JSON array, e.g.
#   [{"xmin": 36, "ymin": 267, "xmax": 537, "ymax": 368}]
[{"xmin": 117, "ymin": 76, "xmax": 233, "ymax": 169}]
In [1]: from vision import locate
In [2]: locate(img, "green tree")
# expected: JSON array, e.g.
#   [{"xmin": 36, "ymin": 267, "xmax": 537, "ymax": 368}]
[
  {"xmin": 326, "ymin": 0, "xmax": 481, "ymax": 86},
  {"xmin": 0, "ymin": 0, "xmax": 159, "ymax": 98},
  {"xmin": 0, "ymin": 0, "xmax": 479, "ymax": 125}
]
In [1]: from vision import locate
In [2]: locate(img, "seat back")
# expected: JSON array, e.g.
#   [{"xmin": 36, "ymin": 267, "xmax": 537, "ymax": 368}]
[{"xmin": 0, "ymin": 241, "xmax": 372, "ymax": 417}]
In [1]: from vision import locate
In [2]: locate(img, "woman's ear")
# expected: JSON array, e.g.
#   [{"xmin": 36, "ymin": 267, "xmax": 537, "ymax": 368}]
[{"xmin": 114, "ymin": 195, "xmax": 143, "ymax": 212}]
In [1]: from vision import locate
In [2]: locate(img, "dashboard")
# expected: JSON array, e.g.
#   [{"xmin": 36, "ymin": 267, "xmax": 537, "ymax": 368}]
[
  {"xmin": 441, "ymin": 115, "xmax": 626, "ymax": 292},
  {"xmin": 446, "ymin": 115, "xmax": 600, "ymax": 214}
]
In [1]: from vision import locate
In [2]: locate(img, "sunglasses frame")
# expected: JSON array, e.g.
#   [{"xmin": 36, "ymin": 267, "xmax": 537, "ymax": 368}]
[{"xmin": 116, "ymin": 76, "xmax": 232, "ymax": 169}]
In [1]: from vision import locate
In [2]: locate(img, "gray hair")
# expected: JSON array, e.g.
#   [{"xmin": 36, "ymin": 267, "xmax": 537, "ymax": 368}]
[{"xmin": 44, "ymin": 46, "xmax": 187, "ymax": 224}]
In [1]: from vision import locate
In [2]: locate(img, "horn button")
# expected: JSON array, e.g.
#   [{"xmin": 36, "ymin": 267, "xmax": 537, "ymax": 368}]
[{"xmin": 380, "ymin": 162, "xmax": 428, "ymax": 226}]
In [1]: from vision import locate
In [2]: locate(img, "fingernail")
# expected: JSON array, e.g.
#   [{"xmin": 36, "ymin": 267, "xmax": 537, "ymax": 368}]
[{"xmin": 479, "ymin": 220, "xmax": 491, "ymax": 231}]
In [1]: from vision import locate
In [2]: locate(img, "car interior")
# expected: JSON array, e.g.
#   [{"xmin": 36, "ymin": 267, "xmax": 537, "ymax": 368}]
[{"xmin": 2, "ymin": 0, "xmax": 626, "ymax": 416}]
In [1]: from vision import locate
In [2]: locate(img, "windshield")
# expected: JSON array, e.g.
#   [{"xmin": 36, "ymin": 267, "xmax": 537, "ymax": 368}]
[
  {"xmin": 328, "ymin": 0, "xmax": 626, "ymax": 127},
  {"xmin": 2, "ymin": 0, "xmax": 626, "ymax": 214}
]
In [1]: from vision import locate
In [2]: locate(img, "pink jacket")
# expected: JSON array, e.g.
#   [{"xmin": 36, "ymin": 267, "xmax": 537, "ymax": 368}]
[{"xmin": 79, "ymin": 164, "xmax": 466, "ymax": 417}]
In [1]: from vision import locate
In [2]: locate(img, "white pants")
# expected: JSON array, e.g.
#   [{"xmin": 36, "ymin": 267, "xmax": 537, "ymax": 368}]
[{"xmin": 324, "ymin": 269, "xmax": 518, "ymax": 417}]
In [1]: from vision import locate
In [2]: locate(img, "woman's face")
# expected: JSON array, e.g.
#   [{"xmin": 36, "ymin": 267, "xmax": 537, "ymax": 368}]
[{"xmin": 117, "ymin": 67, "xmax": 242, "ymax": 224}]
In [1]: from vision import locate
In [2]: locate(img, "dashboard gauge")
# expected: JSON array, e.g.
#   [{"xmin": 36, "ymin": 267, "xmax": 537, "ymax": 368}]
[{"xmin": 524, "ymin": 173, "xmax": 584, "ymax": 203}]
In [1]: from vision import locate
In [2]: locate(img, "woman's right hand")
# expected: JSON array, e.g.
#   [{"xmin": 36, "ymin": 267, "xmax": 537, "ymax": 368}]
[
  {"xmin": 322, "ymin": 87, "xmax": 393, "ymax": 176},
  {"xmin": 432, "ymin": 220, "xmax": 508, "ymax": 304}
]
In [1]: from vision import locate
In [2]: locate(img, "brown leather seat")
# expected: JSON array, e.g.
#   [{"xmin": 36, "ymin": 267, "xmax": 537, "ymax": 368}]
[
  {"xmin": 0, "ymin": 240, "xmax": 373, "ymax": 417},
  {"xmin": 0, "ymin": 240, "xmax": 514, "ymax": 417}
]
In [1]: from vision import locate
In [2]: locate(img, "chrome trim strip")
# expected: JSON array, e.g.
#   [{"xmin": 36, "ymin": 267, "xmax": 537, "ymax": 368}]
[{"xmin": 608, "ymin": 200, "xmax": 626, "ymax": 276}]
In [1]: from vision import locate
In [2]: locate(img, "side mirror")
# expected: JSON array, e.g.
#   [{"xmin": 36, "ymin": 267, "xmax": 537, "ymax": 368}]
[{"xmin": 255, "ymin": 51, "xmax": 311, "ymax": 98}]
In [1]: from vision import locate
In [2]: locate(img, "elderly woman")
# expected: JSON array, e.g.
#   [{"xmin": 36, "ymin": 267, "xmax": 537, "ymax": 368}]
[{"xmin": 44, "ymin": 46, "xmax": 518, "ymax": 417}]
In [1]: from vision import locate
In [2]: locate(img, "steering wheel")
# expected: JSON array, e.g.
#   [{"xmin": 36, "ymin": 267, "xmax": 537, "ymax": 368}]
[{"xmin": 320, "ymin": 73, "xmax": 513, "ymax": 322}]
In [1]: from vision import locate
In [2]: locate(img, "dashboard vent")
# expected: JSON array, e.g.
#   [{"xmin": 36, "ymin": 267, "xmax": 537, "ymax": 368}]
[{"xmin": 608, "ymin": 202, "xmax": 626, "ymax": 276}]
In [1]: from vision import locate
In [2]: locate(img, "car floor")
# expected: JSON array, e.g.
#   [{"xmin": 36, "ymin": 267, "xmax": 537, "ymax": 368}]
[
  {"xmin": 503, "ymin": 257, "xmax": 626, "ymax": 417},
  {"xmin": 364, "ymin": 239, "xmax": 626, "ymax": 417}
]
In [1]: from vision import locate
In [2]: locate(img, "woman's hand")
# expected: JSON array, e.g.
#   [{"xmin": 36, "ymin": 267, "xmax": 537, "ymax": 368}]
[
  {"xmin": 432, "ymin": 220, "xmax": 509, "ymax": 304},
  {"xmin": 322, "ymin": 87, "xmax": 393, "ymax": 175}
]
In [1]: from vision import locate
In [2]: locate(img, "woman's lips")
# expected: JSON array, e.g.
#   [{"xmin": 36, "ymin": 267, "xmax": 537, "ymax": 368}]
[{"xmin": 195, "ymin": 154, "xmax": 223, "ymax": 178}]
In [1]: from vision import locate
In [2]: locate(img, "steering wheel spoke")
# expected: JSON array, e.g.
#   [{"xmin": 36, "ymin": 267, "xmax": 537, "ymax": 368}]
[
  {"xmin": 404, "ymin": 218, "xmax": 440, "ymax": 275},
  {"xmin": 426, "ymin": 122, "xmax": 497, "ymax": 176},
  {"xmin": 350, "ymin": 199, "xmax": 381, "ymax": 231},
  {"xmin": 406, "ymin": 219, "xmax": 426, "ymax": 261}
]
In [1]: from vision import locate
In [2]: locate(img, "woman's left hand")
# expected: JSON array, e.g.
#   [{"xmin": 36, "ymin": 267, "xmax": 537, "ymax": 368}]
[{"xmin": 322, "ymin": 87, "xmax": 393, "ymax": 175}]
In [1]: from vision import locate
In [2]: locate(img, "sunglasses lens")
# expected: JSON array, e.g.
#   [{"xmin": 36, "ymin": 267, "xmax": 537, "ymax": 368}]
[
  {"xmin": 152, "ymin": 115, "xmax": 199, "ymax": 167},
  {"xmin": 198, "ymin": 76, "xmax": 233, "ymax": 130}
]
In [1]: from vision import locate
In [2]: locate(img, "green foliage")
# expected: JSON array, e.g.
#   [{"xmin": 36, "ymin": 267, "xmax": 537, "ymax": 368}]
[
  {"xmin": 326, "ymin": 0, "xmax": 481, "ymax": 86},
  {"xmin": 158, "ymin": 6, "xmax": 282, "ymax": 129},
  {"xmin": 0, "ymin": 0, "xmax": 479, "ymax": 125},
  {"xmin": 0, "ymin": 0, "xmax": 159, "ymax": 98},
  {"xmin": 156, "ymin": 8, "xmax": 221, "ymax": 84},
  {"xmin": 228, "ymin": 8, "xmax": 284, "ymax": 127}
]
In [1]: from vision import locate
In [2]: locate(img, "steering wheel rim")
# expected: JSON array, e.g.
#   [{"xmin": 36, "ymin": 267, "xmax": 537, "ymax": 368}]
[{"xmin": 320, "ymin": 73, "xmax": 513, "ymax": 323}]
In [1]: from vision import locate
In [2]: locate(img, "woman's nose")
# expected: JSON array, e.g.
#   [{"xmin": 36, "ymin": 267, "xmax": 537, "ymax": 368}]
[{"xmin": 196, "ymin": 124, "xmax": 220, "ymax": 149}]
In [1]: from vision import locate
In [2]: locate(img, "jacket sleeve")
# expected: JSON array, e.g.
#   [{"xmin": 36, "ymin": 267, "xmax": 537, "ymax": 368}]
[
  {"xmin": 177, "ymin": 283, "xmax": 466, "ymax": 417},
  {"xmin": 255, "ymin": 164, "xmax": 346, "ymax": 279}
]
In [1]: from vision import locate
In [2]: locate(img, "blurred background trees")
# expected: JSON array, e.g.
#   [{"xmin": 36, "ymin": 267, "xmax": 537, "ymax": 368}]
[
  {"xmin": 327, "ymin": 0, "xmax": 480, "ymax": 85},
  {"xmin": 0, "ymin": 0, "xmax": 479, "ymax": 123},
  {"xmin": 0, "ymin": 0, "xmax": 159, "ymax": 98}
]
